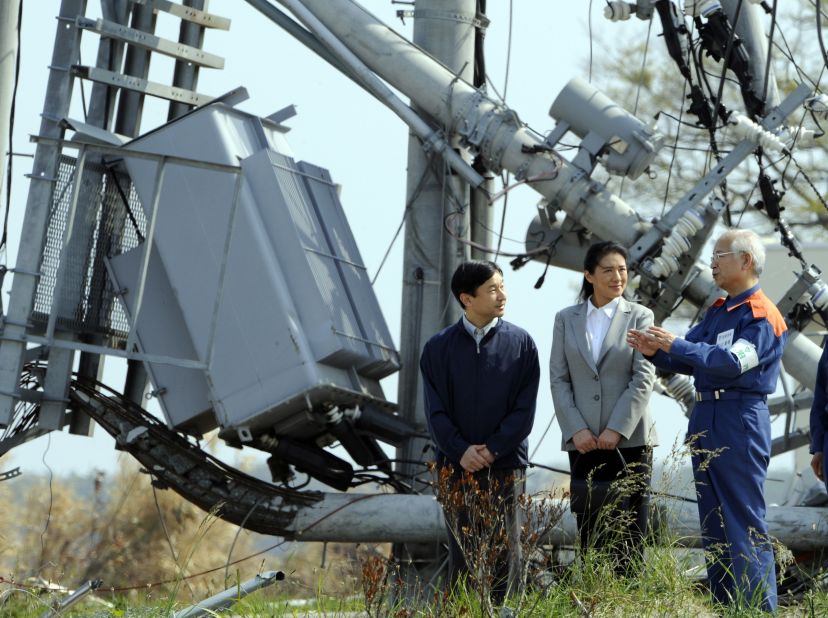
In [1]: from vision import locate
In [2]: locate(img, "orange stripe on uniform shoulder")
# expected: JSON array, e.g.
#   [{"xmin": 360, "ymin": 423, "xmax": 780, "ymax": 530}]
[{"xmin": 746, "ymin": 290, "xmax": 787, "ymax": 337}]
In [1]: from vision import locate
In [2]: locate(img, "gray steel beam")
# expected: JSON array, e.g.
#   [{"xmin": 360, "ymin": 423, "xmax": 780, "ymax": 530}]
[
  {"xmin": 86, "ymin": 0, "xmax": 129, "ymax": 133},
  {"xmin": 24, "ymin": 333, "xmax": 207, "ymax": 370},
  {"xmin": 69, "ymin": 0, "xmax": 129, "ymax": 438},
  {"xmin": 114, "ymin": 2, "xmax": 155, "ymax": 138},
  {"xmin": 0, "ymin": 0, "xmax": 88, "ymax": 427},
  {"xmin": 275, "ymin": 0, "xmax": 483, "ymax": 189},
  {"xmin": 136, "ymin": 0, "xmax": 230, "ymax": 30},
  {"xmin": 75, "ymin": 16, "xmax": 224, "ymax": 69},
  {"xmin": 168, "ymin": 0, "xmax": 207, "ymax": 120},
  {"xmin": 73, "ymin": 65, "xmax": 212, "ymax": 106}
]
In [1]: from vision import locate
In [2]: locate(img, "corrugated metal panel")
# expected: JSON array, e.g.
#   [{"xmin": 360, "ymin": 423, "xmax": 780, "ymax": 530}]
[{"xmin": 114, "ymin": 103, "xmax": 398, "ymax": 436}]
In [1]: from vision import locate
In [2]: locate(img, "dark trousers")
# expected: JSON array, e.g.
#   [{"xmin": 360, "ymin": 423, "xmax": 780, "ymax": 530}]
[
  {"xmin": 568, "ymin": 446, "xmax": 652, "ymax": 570},
  {"xmin": 439, "ymin": 466, "xmax": 521, "ymax": 604}
]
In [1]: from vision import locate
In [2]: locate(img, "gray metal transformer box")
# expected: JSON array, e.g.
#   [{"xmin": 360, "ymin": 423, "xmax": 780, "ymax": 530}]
[{"xmin": 107, "ymin": 103, "xmax": 399, "ymax": 436}]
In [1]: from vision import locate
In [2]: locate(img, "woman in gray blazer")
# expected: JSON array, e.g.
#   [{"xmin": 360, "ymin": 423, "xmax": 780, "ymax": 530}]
[{"xmin": 550, "ymin": 241, "xmax": 656, "ymax": 569}]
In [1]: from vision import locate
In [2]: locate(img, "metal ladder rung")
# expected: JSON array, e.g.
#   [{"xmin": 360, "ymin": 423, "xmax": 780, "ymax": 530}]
[
  {"xmin": 76, "ymin": 16, "xmax": 225, "ymax": 69},
  {"xmin": 134, "ymin": 0, "xmax": 232, "ymax": 30},
  {"xmin": 72, "ymin": 65, "xmax": 213, "ymax": 106}
]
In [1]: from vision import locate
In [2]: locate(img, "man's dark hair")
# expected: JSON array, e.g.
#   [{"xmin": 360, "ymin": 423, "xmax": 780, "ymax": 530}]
[
  {"xmin": 451, "ymin": 260, "xmax": 503, "ymax": 309},
  {"xmin": 578, "ymin": 241, "xmax": 628, "ymax": 303}
]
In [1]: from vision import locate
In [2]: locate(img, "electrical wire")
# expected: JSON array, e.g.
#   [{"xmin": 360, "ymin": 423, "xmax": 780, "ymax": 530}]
[
  {"xmin": 699, "ymin": 66, "xmax": 743, "ymax": 87},
  {"xmin": 370, "ymin": 147, "xmax": 435, "ymax": 284},
  {"xmin": 710, "ymin": 0, "xmax": 744, "ymax": 120},
  {"xmin": 783, "ymin": 69, "xmax": 826, "ymax": 187},
  {"xmin": 619, "ymin": 12, "xmax": 654, "ymax": 200},
  {"xmin": 529, "ymin": 412, "xmax": 557, "ymax": 460},
  {"xmin": 224, "ymin": 497, "xmax": 265, "ymax": 583},
  {"xmin": 468, "ymin": 210, "xmax": 525, "ymax": 244},
  {"xmin": 788, "ymin": 151, "xmax": 828, "ymax": 212},
  {"xmin": 732, "ymin": 172, "xmax": 758, "ymax": 228},
  {"xmin": 660, "ymin": 111, "xmax": 723, "ymax": 130},
  {"xmin": 494, "ymin": 172, "xmax": 509, "ymax": 258},
  {"xmin": 487, "ymin": 170, "xmax": 560, "ymax": 206},
  {"xmin": 152, "ymin": 482, "xmax": 197, "ymax": 598},
  {"xmin": 588, "ymin": 0, "xmax": 596, "ymax": 82},
  {"xmin": 808, "ymin": 108, "xmax": 827, "ymax": 138},
  {"xmin": 817, "ymin": 0, "xmax": 828, "ymax": 72},
  {"xmin": 134, "ymin": 494, "xmax": 381, "ymax": 590},
  {"xmin": 699, "ymin": 0, "xmax": 743, "ymax": 226},
  {"xmin": 527, "ymin": 460, "xmax": 570, "ymax": 476},
  {"xmin": 502, "ymin": 0, "xmax": 513, "ymax": 101},
  {"xmin": 77, "ymin": 47, "xmax": 88, "ymax": 122},
  {"xmin": 761, "ymin": 0, "xmax": 779, "ymax": 108},
  {"xmin": 443, "ymin": 211, "xmax": 550, "ymax": 259},
  {"xmin": 631, "ymin": 14, "xmax": 653, "ymax": 117},
  {"xmin": 36, "ymin": 434, "xmax": 53, "ymax": 577},
  {"xmin": 772, "ymin": 21, "xmax": 819, "ymax": 88}
]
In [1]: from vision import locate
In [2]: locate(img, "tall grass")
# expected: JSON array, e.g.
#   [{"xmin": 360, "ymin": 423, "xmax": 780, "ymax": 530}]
[{"xmin": 4, "ymin": 449, "xmax": 828, "ymax": 615}]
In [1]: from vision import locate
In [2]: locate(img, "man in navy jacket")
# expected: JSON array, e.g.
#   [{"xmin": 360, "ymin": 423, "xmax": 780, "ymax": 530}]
[{"xmin": 420, "ymin": 260, "xmax": 540, "ymax": 601}]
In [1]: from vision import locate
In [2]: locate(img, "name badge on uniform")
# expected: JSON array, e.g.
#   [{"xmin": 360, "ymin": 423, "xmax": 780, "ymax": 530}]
[
  {"xmin": 716, "ymin": 329, "xmax": 734, "ymax": 349},
  {"xmin": 730, "ymin": 338, "xmax": 760, "ymax": 374}
]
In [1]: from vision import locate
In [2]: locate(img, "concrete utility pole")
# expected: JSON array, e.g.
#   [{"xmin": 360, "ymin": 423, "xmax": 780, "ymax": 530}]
[
  {"xmin": 0, "ymin": 0, "xmax": 21, "ymax": 238},
  {"xmin": 394, "ymin": 0, "xmax": 476, "ymax": 593}
]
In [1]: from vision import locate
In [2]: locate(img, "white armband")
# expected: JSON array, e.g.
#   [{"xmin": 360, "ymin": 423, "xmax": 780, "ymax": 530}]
[{"xmin": 730, "ymin": 338, "xmax": 759, "ymax": 374}]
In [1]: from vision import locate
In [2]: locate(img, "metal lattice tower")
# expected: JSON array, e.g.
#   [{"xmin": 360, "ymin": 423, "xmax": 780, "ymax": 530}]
[{"xmin": 0, "ymin": 0, "xmax": 229, "ymax": 441}]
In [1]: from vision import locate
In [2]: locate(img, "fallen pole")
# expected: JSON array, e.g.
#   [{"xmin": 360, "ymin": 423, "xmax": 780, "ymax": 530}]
[
  {"xmin": 172, "ymin": 570, "xmax": 285, "ymax": 618},
  {"xmin": 37, "ymin": 579, "xmax": 102, "ymax": 618}
]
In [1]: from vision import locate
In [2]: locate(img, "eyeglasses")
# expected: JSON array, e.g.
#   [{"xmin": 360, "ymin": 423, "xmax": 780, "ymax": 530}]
[{"xmin": 710, "ymin": 250, "xmax": 742, "ymax": 263}]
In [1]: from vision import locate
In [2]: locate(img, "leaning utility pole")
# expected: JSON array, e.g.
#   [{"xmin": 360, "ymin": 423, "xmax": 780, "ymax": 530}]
[
  {"xmin": 0, "ymin": 0, "xmax": 21, "ymax": 247},
  {"xmin": 394, "ymin": 0, "xmax": 477, "ymax": 592}
]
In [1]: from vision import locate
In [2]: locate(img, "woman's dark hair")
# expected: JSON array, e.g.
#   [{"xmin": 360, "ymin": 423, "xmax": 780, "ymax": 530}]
[
  {"xmin": 578, "ymin": 241, "xmax": 628, "ymax": 303},
  {"xmin": 451, "ymin": 260, "xmax": 503, "ymax": 309}
]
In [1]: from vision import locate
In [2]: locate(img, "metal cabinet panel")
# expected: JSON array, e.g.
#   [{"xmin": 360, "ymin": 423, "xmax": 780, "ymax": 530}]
[{"xmin": 112, "ymin": 102, "xmax": 398, "ymax": 436}]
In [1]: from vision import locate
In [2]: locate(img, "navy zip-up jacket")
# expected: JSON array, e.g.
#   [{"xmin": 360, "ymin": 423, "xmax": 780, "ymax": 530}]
[{"xmin": 420, "ymin": 318, "xmax": 540, "ymax": 469}]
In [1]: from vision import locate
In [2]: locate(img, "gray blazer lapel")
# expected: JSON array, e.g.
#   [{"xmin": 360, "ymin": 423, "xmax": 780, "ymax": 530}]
[
  {"xmin": 572, "ymin": 303, "xmax": 597, "ymax": 372},
  {"xmin": 597, "ymin": 298, "xmax": 631, "ymax": 366}
]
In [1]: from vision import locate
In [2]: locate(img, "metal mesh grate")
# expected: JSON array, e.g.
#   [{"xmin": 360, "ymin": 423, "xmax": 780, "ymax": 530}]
[{"xmin": 32, "ymin": 154, "xmax": 147, "ymax": 343}]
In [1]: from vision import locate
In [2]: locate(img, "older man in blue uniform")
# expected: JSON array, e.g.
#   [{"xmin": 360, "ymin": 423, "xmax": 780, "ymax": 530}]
[{"xmin": 628, "ymin": 229, "xmax": 787, "ymax": 612}]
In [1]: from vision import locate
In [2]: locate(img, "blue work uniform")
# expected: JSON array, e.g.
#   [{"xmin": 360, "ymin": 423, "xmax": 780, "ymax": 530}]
[
  {"xmin": 809, "ymin": 344, "xmax": 828, "ymax": 483},
  {"xmin": 648, "ymin": 284, "xmax": 787, "ymax": 612}
]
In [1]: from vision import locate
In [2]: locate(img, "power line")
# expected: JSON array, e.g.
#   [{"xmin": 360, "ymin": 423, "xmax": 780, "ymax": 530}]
[{"xmin": 502, "ymin": 0, "xmax": 513, "ymax": 100}]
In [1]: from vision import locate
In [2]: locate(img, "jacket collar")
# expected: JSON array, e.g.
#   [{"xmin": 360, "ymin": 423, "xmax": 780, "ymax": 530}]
[
  {"xmin": 573, "ymin": 298, "xmax": 632, "ymax": 370},
  {"xmin": 596, "ymin": 298, "xmax": 632, "ymax": 365},
  {"xmin": 454, "ymin": 316, "xmax": 504, "ymax": 342},
  {"xmin": 725, "ymin": 283, "xmax": 761, "ymax": 311}
]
